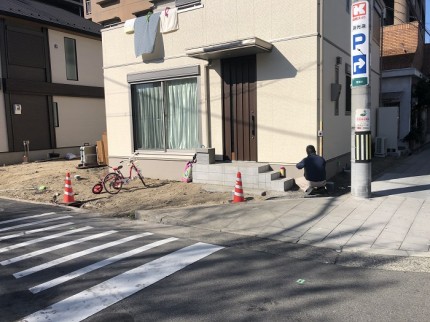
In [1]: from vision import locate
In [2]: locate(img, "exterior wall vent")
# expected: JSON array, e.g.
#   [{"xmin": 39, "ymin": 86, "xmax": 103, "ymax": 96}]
[{"xmin": 375, "ymin": 137, "xmax": 387, "ymax": 157}]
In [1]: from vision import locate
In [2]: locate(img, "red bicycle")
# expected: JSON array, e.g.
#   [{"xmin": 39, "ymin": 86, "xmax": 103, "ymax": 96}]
[{"xmin": 96, "ymin": 152, "xmax": 146, "ymax": 194}]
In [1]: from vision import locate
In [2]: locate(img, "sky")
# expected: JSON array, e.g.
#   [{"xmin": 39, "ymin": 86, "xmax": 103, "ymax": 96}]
[{"xmin": 426, "ymin": 0, "xmax": 430, "ymax": 42}]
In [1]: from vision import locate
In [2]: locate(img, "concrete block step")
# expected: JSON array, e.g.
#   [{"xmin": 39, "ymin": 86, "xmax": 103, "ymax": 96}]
[
  {"xmin": 192, "ymin": 162, "xmax": 296, "ymax": 192},
  {"xmin": 269, "ymin": 177, "xmax": 295, "ymax": 192}
]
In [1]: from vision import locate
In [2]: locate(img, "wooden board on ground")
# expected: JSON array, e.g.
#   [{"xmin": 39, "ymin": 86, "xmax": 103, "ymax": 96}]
[
  {"xmin": 102, "ymin": 131, "xmax": 108, "ymax": 165},
  {"xmin": 96, "ymin": 140, "xmax": 106, "ymax": 165}
]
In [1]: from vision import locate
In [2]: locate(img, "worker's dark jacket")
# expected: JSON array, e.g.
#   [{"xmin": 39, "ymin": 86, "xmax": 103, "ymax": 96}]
[{"xmin": 296, "ymin": 153, "xmax": 326, "ymax": 182}]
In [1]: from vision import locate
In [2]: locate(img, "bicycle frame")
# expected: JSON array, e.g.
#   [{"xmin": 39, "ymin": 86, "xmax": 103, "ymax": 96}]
[
  {"xmin": 103, "ymin": 152, "xmax": 146, "ymax": 194},
  {"xmin": 114, "ymin": 161, "xmax": 141, "ymax": 184}
]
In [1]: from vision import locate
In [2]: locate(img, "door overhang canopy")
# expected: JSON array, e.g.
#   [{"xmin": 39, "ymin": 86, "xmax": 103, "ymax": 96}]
[{"xmin": 185, "ymin": 37, "xmax": 272, "ymax": 60}]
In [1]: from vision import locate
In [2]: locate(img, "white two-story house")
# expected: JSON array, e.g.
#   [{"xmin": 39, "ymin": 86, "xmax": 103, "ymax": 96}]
[{"xmin": 101, "ymin": 0, "xmax": 384, "ymax": 189}]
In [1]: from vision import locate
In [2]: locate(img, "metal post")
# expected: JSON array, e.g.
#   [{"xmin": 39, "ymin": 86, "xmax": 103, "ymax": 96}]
[
  {"xmin": 23, "ymin": 140, "xmax": 30, "ymax": 164},
  {"xmin": 351, "ymin": 0, "xmax": 372, "ymax": 198},
  {"xmin": 351, "ymin": 87, "xmax": 371, "ymax": 197}
]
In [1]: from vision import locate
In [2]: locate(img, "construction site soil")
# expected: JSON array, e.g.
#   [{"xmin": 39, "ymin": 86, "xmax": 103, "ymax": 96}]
[{"xmin": 0, "ymin": 156, "xmax": 402, "ymax": 217}]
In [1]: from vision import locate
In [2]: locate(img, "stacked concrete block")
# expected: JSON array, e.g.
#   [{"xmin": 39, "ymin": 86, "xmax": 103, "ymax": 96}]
[
  {"xmin": 193, "ymin": 161, "xmax": 294, "ymax": 192},
  {"xmin": 196, "ymin": 148, "xmax": 215, "ymax": 164}
]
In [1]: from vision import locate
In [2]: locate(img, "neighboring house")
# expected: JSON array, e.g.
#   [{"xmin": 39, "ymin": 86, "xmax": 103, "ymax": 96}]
[
  {"xmin": 35, "ymin": 0, "xmax": 85, "ymax": 17},
  {"xmin": 98, "ymin": 0, "xmax": 384, "ymax": 187},
  {"xmin": 84, "ymin": 0, "xmax": 153, "ymax": 26},
  {"xmin": 380, "ymin": 0, "xmax": 427, "ymax": 154},
  {"xmin": 0, "ymin": 0, "xmax": 106, "ymax": 165}
]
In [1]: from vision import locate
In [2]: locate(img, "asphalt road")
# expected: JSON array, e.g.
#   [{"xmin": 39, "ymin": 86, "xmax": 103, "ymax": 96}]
[{"xmin": 1, "ymin": 198, "xmax": 430, "ymax": 322}]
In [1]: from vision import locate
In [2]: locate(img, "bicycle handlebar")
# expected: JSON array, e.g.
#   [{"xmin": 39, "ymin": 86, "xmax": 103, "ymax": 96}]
[{"xmin": 118, "ymin": 152, "xmax": 140, "ymax": 164}]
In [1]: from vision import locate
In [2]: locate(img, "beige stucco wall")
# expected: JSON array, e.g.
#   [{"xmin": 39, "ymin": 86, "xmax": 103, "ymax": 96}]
[
  {"xmin": 103, "ymin": 0, "xmax": 318, "ymax": 68},
  {"xmin": 206, "ymin": 37, "xmax": 319, "ymax": 165},
  {"xmin": 103, "ymin": 0, "xmax": 320, "ymax": 164},
  {"xmin": 0, "ymin": 55, "xmax": 7, "ymax": 152},
  {"xmin": 322, "ymin": 0, "xmax": 382, "ymax": 163},
  {"xmin": 53, "ymin": 96, "xmax": 106, "ymax": 147},
  {"xmin": 257, "ymin": 38, "xmax": 318, "ymax": 164},
  {"xmin": 101, "ymin": 0, "xmax": 382, "ymax": 180},
  {"xmin": 48, "ymin": 29, "xmax": 104, "ymax": 87},
  {"xmin": 324, "ymin": 0, "xmax": 351, "ymax": 51},
  {"xmin": 321, "ymin": 42, "xmax": 351, "ymax": 162},
  {"xmin": 321, "ymin": 0, "xmax": 351, "ymax": 162}
]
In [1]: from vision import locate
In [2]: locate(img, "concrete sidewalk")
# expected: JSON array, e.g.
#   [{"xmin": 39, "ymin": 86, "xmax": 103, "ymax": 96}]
[{"xmin": 137, "ymin": 147, "xmax": 430, "ymax": 258}]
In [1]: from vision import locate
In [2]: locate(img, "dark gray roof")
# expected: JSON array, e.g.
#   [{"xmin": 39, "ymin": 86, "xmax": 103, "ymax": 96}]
[{"xmin": 0, "ymin": 0, "xmax": 101, "ymax": 37}]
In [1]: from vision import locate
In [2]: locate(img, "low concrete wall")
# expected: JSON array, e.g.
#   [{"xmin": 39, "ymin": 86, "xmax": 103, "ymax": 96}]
[
  {"xmin": 108, "ymin": 157, "xmax": 185, "ymax": 181},
  {"xmin": 0, "ymin": 147, "xmax": 80, "ymax": 166}
]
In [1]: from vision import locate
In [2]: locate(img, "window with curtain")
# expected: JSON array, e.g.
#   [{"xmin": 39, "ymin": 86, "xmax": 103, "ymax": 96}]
[
  {"xmin": 64, "ymin": 37, "xmax": 78, "ymax": 81},
  {"xmin": 175, "ymin": 0, "xmax": 201, "ymax": 10},
  {"xmin": 132, "ymin": 77, "xmax": 200, "ymax": 151},
  {"xmin": 345, "ymin": 63, "xmax": 351, "ymax": 115}
]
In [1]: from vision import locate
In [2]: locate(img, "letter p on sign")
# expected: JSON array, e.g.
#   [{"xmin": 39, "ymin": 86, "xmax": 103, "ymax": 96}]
[{"xmin": 353, "ymin": 34, "xmax": 366, "ymax": 50}]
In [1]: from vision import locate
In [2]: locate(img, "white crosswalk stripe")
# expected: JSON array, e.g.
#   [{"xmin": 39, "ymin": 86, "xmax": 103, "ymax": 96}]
[
  {"xmin": 1, "ymin": 230, "xmax": 117, "ymax": 266},
  {"xmin": 0, "ymin": 215, "xmax": 72, "ymax": 232},
  {"xmin": 14, "ymin": 232, "xmax": 153, "ymax": 278},
  {"xmin": 0, "ymin": 211, "xmax": 224, "ymax": 321},
  {"xmin": 19, "ymin": 242, "xmax": 224, "ymax": 322},
  {"xmin": 0, "ymin": 226, "xmax": 93, "ymax": 254},
  {"xmin": 0, "ymin": 222, "xmax": 74, "ymax": 241},
  {"xmin": 29, "ymin": 237, "xmax": 178, "ymax": 294},
  {"xmin": 0, "ymin": 212, "xmax": 56, "ymax": 225}
]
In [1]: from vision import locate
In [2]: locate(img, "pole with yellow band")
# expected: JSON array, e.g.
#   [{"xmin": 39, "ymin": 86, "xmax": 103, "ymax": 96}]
[{"xmin": 355, "ymin": 131, "xmax": 372, "ymax": 163}]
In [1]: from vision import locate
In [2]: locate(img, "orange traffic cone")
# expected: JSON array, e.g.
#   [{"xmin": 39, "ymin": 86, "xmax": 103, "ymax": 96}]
[
  {"xmin": 63, "ymin": 172, "xmax": 75, "ymax": 203},
  {"xmin": 233, "ymin": 171, "xmax": 245, "ymax": 203}
]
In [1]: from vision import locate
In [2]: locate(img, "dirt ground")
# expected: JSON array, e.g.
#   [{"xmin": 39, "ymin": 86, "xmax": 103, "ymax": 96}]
[
  {"xmin": 0, "ymin": 159, "xmax": 267, "ymax": 217},
  {"xmin": 0, "ymin": 155, "xmax": 403, "ymax": 217}
]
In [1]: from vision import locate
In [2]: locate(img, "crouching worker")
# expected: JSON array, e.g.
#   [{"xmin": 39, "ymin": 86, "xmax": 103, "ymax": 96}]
[{"xmin": 295, "ymin": 145, "xmax": 326, "ymax": 194}]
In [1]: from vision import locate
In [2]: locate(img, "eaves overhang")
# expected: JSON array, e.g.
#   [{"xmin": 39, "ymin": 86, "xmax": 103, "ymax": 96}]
[
  {"xmin": 382, "ymin": 68, "xmax": 424, "ymax": 79},
  {"xmin": 185, "ymin": 37, "xmax": 272, "ymax": 60}
]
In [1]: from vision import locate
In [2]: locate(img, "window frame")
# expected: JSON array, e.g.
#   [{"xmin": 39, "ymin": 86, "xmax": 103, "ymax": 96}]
[
  {"xmin": 176, "ymin": 0, "xmax": 201, "ymax": 9},
  {"xmin": 372, "ymin": 8, "xmax": 382, "ymax": 45},
  {"xmin": 85, "ymin": 0, "xmax": 92, "ymax": 14},
  {"xmin": 64, "ymin": 37, "xmax": 78, "ymax": 81},
  {"xmin": 345, "ymin": 64, "xmax": 351, "ymax": 115},
  {"xmin": 131, "ymin": 76, "xmax": 201, "ymax": 153},
  {"xmin": 53, "ymin": 102, "xmax": 59, "ymax": 127}
]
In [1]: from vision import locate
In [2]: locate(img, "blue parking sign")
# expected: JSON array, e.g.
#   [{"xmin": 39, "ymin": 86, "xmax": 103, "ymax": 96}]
[
  {"xmin": 353, "ymin": 54, "xmax": 366, "ymax": 75},
  {"xmin": 351, "ymin": 1, "xmax": 369, "ymax": 87}
]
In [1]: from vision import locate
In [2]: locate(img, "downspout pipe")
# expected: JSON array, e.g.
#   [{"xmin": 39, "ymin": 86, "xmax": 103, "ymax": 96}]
[
  {"xmin": 204, "ymin": 60, "xmax": 212, "ymax": 148},
  {"xmin": 317, "ymin": 0, "xmax": 324, "ymax": 156}
]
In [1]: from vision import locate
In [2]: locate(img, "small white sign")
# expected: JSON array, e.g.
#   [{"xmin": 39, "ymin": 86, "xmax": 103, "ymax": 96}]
[
  {"xmin": 13, "ymin": 104, "xmax": 22, "ymax": 115},
  {"xmin": 355, "ymin": 108, "xmax": 370, "ymax": 132}
]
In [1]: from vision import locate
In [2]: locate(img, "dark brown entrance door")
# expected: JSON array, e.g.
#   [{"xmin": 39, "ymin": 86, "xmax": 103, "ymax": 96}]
[
  {"xmin": 9, "ymin": 94, "xmax": 52, "ymax": 151},
  {"xmin": 221, "ymin": 55, "xmax": 257, "ymax": 161}
]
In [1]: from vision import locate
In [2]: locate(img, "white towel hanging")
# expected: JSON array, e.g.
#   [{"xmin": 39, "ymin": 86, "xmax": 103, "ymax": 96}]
[
  {"xmin": 124, "ymin": 18, "xmax": 136, "ymax": 34},
  {"xmin": 160, "ymin": 7, "xmax": 179, "ymax": 34}
]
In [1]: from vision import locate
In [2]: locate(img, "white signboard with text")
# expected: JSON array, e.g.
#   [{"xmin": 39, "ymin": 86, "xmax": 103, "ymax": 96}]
[
  {"xmin": 355, "ymin": 108, "xmax": 371, "ymax": 132},
  {"xmin": 351, "ymin": 1, "xmax": 370, "ymax": 87}
]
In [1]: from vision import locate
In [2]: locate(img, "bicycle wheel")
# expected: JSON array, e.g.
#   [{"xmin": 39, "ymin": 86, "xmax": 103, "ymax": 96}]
[
  {"xmin": 103, "ymin": 173, "xmax": 123, "ymax": 194},
  {"xmin": 92, "ymin": 183, "xmax": 103, "ymax": 194}
]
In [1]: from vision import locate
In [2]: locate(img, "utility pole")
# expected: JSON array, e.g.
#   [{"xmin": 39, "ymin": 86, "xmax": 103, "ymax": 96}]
[{"xmin": 351, "ymin": 0, "xmax": 372, "ymax": 198}]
